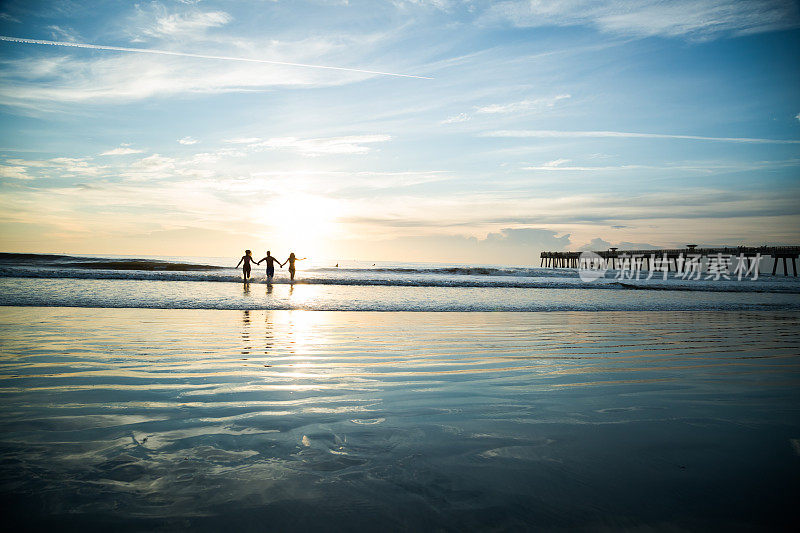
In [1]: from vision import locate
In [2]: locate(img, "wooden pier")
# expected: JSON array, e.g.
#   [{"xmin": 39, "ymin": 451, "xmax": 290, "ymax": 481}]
[{"xmin": 539, "ymin": 245, "xmax": 800, "ymax": 276}]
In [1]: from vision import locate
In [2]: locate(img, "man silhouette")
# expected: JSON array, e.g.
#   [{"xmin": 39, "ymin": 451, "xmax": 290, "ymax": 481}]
[{"xmin": 257, "ymin": 251, "xmax": 282, "ymax": 281}]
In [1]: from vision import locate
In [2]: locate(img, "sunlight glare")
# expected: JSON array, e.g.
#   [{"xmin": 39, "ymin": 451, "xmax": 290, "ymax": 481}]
[{"xmin": 268, "ymin": 193, "xmax": 342, "ymax": 258}]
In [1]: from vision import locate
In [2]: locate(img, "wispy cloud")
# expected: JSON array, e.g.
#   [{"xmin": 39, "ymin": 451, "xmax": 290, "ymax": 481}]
[
  {"xmin": 522, "ymin": 158, "xmax": 800, "ymax": 173},
  {"xmin": 485, "ymin": 0, "xmax": 800, "ymax": 39},
  {"xmin": 439, "ymin": 94, "xmax": 571, "ymax": 126},
  {"xmin": 140, "ymin": 9, "xmax": 233, "ymax": 39},
  {"xmin": 205, "ymin": 134, "xmax": 394, "ymax": 157},
  {"xmin": 476, "ymin": 94, "xmax": 571, "ymax": 114},
  {"xmin": 485, "ymin": 130, "xmax": 800, "ymax": 144},
  {"xmin": 0, "ymin": 36, "xmax": 433, "ymax": 80},
  {"xmin": 178, "ymin": 136, "xmax": 199, "ymax": 145},
  {"xmin": 0, "ymin": 13, "xmax": 21, "ymax": 24},
  {"xmin": 251, "ymin": 134, "xmax": 393, "ymax": 156},
  {"xmin": 4, "ymin": 157, "xmax": 106, "ymax": 176},
  {"xmin": 100, "ymin": 146, "xmax": 144, "ymax": 156},
  {"xmin": 46, "ymin": 25, "xmax": 81, "ymax": 42},
  {"xmin": 0, "ymin": 165, "xmax": 30, "ymax": 179},
  {"xmin": 440, "ymin": 113, "xmax": 471, "ymax": 124},
  {"xmin": 542, "ymin": 159, "xmax": 572, "ymax": 168}
]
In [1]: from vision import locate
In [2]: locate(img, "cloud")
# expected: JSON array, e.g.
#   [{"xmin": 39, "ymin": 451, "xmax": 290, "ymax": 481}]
[
  {"xmin": 178, "ymin": 136, "xmax": 199, "ymax": 145},
  {"xmin": 120, "ymin": 154, "xmax": 177, "ymax": 180},
  {"xmin": 578, "ymin": 237, "xmax": 612, "ymax": 251},
  {"xmin": 47, "ymin": 25, "xmax": 81, "ymax": 42},
  {"xmin": 141, "ymin": 10, "xmax": 233, "ymax": 39},
  {"xmin": 0, "ymin": 13, "xmax": 21, "ymax": 24},
  {"xmin": 100, "ymin": 147, "xmax": 144, "ymax": 155},
  {"xmin": 210, "ymin": 134, "xmax": 393, "ymax": 157},
  {"xmin": 224, "ymin": 137, "xmax": 262, "ymax": 144},
  {"xmin": 360, "ymin": 227, "xmax": 572, "ymax": 264},
  {"xmin": 578, "ymin": 237, "xmax": 660, "ymax": 251},
  {"xmin": 485, "ymin": 129, "xmax": 800, "ymax": 144},
  {"xmin": 0, "ymin": 165, "xmax": 30, "ymax": 179},
  {"xmin": 441, "ymin": 113, "xmax": 471, "ymax": 124},
  {"xmin": 522, "ymin": 158, "xmax": 800, "ymax": 173},
  {"xmin": 485, "ymin": 0, "xmax": 800, "ymax": 40},
  {"xmin": 256, "ymin": 134, "xmax": 392, "ymax": 156},
  {"xmin": 340, "ymin": 187, "xmax": 800, "ymax": 235},
  {"xmin": 0, "ymin": 35, "xmax": 432, "ymax": 97},
  {"xmin": 441, "ymin": 95, "xmax": 571, "ymax": 125},
  {"xmin": 393, "ymin": 0, "xmax": 454, "ymax": 9},
  {"xmin": 475, "ymin": 94, "xmax": 571, "ymax": 114},
  {"xmin": 4, "ymin": 157, "xmax": 107, "ymax": 176},
  {"xmin": 484, "ymin": 227, "xmax": 571, "ymax": 249},
  {"xmin": 0, "ymin": 34, "xmax": 431, "ymax": 110}
]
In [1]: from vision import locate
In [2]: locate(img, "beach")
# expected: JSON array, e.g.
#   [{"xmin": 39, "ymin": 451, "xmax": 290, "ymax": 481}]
[
  {"xmin": 3, "ymin": 0, "xmax": 799, "ymax": 529},
  {"xmin": 1, "ymin": 306, "xmax": 798, "ymax": 530}
]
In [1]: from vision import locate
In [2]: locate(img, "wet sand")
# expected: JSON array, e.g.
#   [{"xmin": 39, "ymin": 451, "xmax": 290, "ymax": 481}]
[{"xmin": 1, "ymin": 308, "xmax": 798, "ymax": 530}]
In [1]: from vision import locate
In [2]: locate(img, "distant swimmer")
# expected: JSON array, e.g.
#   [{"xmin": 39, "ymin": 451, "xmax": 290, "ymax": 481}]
[
  {"xmin": 257, "ymin": 250, "xmax": 282, "ymax": 282},
  {"xmin": 281, "ymin": 252, "xmax": 306, "ymax": 281},
  {"xmin": 235, "ymin": 250, "xmax": 259, "ymax": 281}
]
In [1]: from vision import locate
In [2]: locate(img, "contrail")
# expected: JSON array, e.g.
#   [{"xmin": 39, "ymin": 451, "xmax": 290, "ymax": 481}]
[{"xmin": 0, "ymin": 35, "xmax": 433, "ymax": 80}]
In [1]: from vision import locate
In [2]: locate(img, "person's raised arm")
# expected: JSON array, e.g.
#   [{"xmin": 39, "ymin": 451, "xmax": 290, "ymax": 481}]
[{"xmin": 256, "ymin": 257, "xmax": 266, "ymax": 264}]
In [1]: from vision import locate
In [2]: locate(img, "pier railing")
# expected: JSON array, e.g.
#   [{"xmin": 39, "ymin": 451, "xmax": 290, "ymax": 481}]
[{"xmin": 539, "ymin": 246, "xmax": 800, "ymax": 276}]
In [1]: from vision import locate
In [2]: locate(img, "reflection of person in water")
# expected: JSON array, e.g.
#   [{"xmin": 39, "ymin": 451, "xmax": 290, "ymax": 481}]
[
  {"xmin": 257, "ymin": 250, "xmax": 282, "ymax": 282},
  {"xmin": 281, "ymin": 252, "xmax": 306, "ymax": 281},
  {"xmin": 235, "ymin": 250, "xmax": 258, "ymax": 281}
]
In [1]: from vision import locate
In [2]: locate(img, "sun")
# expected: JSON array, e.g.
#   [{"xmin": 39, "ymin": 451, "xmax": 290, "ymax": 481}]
[{"xmin": 267, "ymin": 193, "xmax": 342, "ymax": 259}]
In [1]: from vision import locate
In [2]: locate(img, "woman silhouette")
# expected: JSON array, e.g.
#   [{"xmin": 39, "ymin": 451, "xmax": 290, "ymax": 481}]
[
  {"xmin": 235, "ymin": 250, "xmax": 259, "ymax": 281},
  {"xmin": 281, "ymin": 252, "xmax": 306, "ymax": 281}
]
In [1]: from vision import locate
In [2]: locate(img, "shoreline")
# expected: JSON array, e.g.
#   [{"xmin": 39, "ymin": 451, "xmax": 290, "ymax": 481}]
[{"xmin": 2, "ymin": 277, "xmax": 799, "ymax": 312}]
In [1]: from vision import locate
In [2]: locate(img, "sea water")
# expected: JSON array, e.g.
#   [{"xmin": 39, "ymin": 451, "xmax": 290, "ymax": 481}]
[
  {"xmin": 1, "ymin": 252, "xmax": 799, "ymax": 311},
  {"xmin": 1, "ymin": 254, "xmax": 799, "ymax": 530}
]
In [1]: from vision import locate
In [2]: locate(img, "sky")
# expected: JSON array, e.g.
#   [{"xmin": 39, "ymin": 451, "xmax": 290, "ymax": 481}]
[{"xmin": 0, "ymin": 0, "xmax": 798, "ymax": 264}]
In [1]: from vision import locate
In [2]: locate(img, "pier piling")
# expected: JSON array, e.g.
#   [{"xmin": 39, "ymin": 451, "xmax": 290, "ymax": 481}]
[{"xmin": 539, "ymin": 246, "xmax": 800, "ymax": 276}]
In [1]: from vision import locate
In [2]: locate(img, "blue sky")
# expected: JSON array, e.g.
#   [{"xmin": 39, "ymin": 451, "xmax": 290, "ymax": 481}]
[{"xmin": 0, "ymin": 0, "xmax": 798, "ymax": 263}]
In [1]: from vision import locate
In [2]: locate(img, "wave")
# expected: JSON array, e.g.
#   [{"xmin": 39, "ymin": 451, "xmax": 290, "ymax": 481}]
[
  {"xmin": 1, "ymin": 267, "xmax": 798, "ymax": 293},
  {"xmin": 66, "ymin": 261, "xmax": 224, "ymax": 271},
  {"xmin": 309, "ymin": 266, "xmax": 561, "ymax": 277},
  {"xmin": 0, "ymin": 253, "xmax": 222, "ymax": 271}
]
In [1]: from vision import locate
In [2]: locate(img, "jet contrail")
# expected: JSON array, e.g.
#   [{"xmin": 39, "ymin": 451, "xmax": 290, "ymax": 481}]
[{"xmin": 0, "ymin": 35, "xmax": 433, "ymax": 80}]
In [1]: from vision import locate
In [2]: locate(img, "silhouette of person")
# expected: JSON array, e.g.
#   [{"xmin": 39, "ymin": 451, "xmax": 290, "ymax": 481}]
[
  {"xmin": 257, "ymin": 250, "xmax": 282, "ymax": 281},
  {"xmin": 281, "ymin": 252, "xmax": 306, "ymax": 281},
  {"xmin": 236, "ymin": 250, "xmax": 258, "ymax": 281}
]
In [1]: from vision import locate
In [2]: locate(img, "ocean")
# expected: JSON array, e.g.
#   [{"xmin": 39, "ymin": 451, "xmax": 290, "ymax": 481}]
[
  {"xmin": 1, "ymin": 252, "xmax": 799, "ymax": 311},
  {"xmin": 1, "ymin": 253, "xmax": 799, "ymax": 530}
]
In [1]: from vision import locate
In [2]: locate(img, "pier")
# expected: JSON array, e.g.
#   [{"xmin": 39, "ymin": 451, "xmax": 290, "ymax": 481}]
[{"xmin": 540, "ymin": 245, "xmax": 800, "ymax": 276}]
